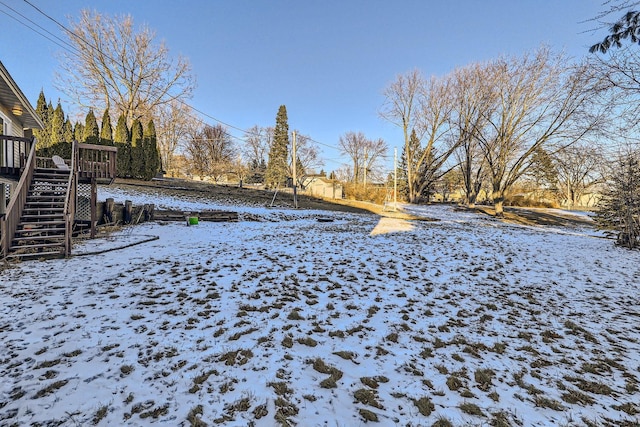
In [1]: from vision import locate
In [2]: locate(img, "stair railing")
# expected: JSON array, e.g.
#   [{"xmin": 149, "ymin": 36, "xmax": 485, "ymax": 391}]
[
  {"xmin": 63, "ymin": 141, "xmax": 78, "ymax": 256},
  {"xmin": 0, "ymin": 137, "xmax": 36, "ymax": 257}
]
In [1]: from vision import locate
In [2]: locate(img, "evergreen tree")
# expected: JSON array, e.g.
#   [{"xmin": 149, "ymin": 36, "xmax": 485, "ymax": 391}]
[
  {"xmin": 100, "ymin": 108, "xmax": 113, "ymax": 145},
  {"xmin": 83, "ymin": 109, "xmax": 100, "ymax": 143},
  {"xmin": 50, "ymin": 102, "xmax": 65, "ymax": 145},
  {"xmin": 62, "ymin": 118, "xmax": 74, "ymax": 143},
  {"xmin": 142, "ymin": 119, "xmax": 161, "ymax": 180},
  {"xmin": 74, "ymin": 122, "xmax": 84, "ymax": 142},
  {"xmin": 130, "ymin": 118, "xmax": 144, "ymax": 178},
  {"xmin": 114, "ymin": 113, "xmax": 131, "ymax": 178},
  {"xmin": 39, "ymin": 102, "xmax": 72, "ymax": 159},
  {"xmin": 34, "ymin": 91, "xmax": 51, "ymax": 149},
  {"xmin": 596, "ymin": 153, "xmax": 640, "ymax": 249},
  {"xmin": 114, "ymin": 114, "xmax": 130, "ymax": 143},
  {"xmin": 47, "ymin": 100, "xmax": 55, "ymax": 144},
  {"xmin": 265, "ymin": 105, "xmax": 289, "ymax": 188}
]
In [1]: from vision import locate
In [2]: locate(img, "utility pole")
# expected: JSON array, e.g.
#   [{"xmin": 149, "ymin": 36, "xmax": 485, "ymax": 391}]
[
  {"xmin": 292, "ymin": 131, "xmax": 298, "ymax": 208},
  {"xmin": 394, "ymin": 147, "xmax": 398, "ymax": 211}
]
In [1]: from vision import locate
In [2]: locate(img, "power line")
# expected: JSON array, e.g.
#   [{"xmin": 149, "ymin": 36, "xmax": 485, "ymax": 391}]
[
  {"xmin": 18, "ymin": 0, "xmax": 348, "ymax": 165},
  {"xmin": 0, "ymin": 3, "xmax": 77, "ymax": 54}
]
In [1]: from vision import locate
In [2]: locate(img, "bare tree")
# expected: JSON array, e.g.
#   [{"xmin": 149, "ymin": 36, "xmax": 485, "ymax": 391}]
[
  {"xmin": 333, "ymin": 164, "xmax": 354, "ymax": 183},
  {"xmin": 58, "ymin": 9, "xmax": 195, "ymax": 122},
  {"xmin": 587, "ymin": 46, "xmax": 640, "ymax": 144},
  {"xmin": 243, "ymin": 125, "xmax": 272, "ymax": 182},
  {"xmin": 408, "ymin": 75, "xmax": 459, "ymax": 202},
  {"xmin": 474, "ymin": 48, "xmax": 601, "ymax": 216},
  {"xmin": 154, "ymin": 100, "xmax": 197, "ymax": 177},
  {"xmin": 185, "ymin": 124, "xmax": 236, "ymax": 182},
  {"xmin": 552, "ymin": 143, "xmax": 605, "ymax": 208},
  {"xmin": 381, "ymin": 70, "xmax": 462, "ymax": 202},
  {"xmin": 243, "ymin": 126, "xmax": 271, "ymax": 167},
  {"xmin": 451, "ymin": 64, "xmax": 496, "ymax": 207},
  {"xmin": 290, "ymin": 132, "xmax": 322, "ymax": 188},
  {"xmin": 380, "ymin": 70, "xmax": 425, "ymax": 198},
  {"xmin": 338, "ymin": 132, "xmax": 388, "ymax": 185}
]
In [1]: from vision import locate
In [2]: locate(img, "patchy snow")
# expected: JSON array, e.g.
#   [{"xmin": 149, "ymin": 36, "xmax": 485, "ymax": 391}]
[{"xmin": 1, "ymin": 186, "xmax": 639, "ymax": 426}]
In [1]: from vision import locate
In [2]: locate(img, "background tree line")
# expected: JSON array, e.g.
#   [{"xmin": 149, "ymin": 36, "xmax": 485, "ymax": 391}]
[
  {"xmin": 46, "ymin": 5, "xmax": 640, "ymax": 247},
  {"xmin": 33, "ymin": 91, "xmax": 160, "ymax": 180}
]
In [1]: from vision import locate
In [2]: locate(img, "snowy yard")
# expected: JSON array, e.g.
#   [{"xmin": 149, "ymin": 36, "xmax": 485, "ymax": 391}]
[{"xmin": 1, "ymin": 186, "xmax": 640, "ymax": 426}]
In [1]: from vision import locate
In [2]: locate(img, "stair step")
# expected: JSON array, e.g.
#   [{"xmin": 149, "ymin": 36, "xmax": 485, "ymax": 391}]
[
  {"xmin": 20, "ymin": 214, "xmax": 65, "ymax": 220},
  {"xmin": 11, "ymin": 236, "xmax": 66, "ymax": 246},
  {"xmin": 18, "ymin": 219, "xmax": 66, "ymax": 230},
  {"xmin": 24, "ymin": 201, "xmax": 65, "ymax": 206},
  {"xmin": 27, "ymin": 195, "xmax": 66, "ymax": 200},
  {"xmin": 26, "ymin": 199, "xmax": 66, "ymax": 205},
  {"xmin": 27, "ymin": 193, "xmax": 66, "ymax": 198},
  {"xmin": 31, "ymin": 180, "xmax": 69, "ymax": 185},
  {"xmin": 36, "ymin": 167, "xmax": 70, "ymax": 172},
  {"xmin": 23, "ymin": 205, "xmax": 64, "ymax": 210},
  {"xmin": 32, "ymin": 171, "xmax": 70, "ymax": 176},
  {"xmin": 4, "ymin": 251, "xmax": 65, "ymax": 260},
  {"xmin": 22, "ymin": 208, "xmax": 64, "ymax": 218},
  {"xmin": 9, "ymin": 241, "xmax": 66, "ymax": 250},
  {"xmin": 34, "ymin": 169, "xmax": 70, "ymax": 174},
  {"xmin": 14, "ymin": 231, "xmax": 65, "ymax": 239},
  {"xmin": 12, "ymin": 235, "xmax": 66, "ymax": 244},
  {"xmin": 22, "ymin": 212, "xmax": 66, "ymax": 216}
]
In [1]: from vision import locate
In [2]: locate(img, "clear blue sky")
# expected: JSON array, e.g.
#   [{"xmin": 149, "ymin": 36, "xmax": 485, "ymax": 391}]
[{"xmin": 2, "ymin": 0, "xmax": 607, "ymax": 173}]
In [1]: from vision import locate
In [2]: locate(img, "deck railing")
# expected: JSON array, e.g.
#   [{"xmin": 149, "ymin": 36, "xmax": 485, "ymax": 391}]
[
  {"xmin": 0, "ymin": 137, "xmax": 36, "ymax": 257},
  {"xmin": 0, "ymin": 134, "xmax": 33, "ymax": 174},
  {"xmin": 76, "ymin": 143, "xmax": 117, "ymax": 183}
]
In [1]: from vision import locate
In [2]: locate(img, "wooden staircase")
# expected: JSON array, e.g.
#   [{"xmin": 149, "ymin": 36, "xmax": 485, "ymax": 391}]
[
  {"xmin": 2, "ymin": 137, "xmax": 117, "ymax": 260},
  {"xmin": 7, "ymin": 168, "xmax": 71, "ymax": 260}
]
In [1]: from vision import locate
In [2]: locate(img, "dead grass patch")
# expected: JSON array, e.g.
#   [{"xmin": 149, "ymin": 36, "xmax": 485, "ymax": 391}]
[
  {"xmin": 360, "ymin": 376, "xmax": 389, "ymax": 389},
  {"xmin": 413, "ymin": 396, "xmax": 434, "ymax": 416},
  {"xmin": 561, "ymin": 389, "xmax": 596, "ymax": 405},
  {"xmin": 92, "ymin": 404, "xmax": 109, "ymax": 425},
  {"xmin": 358, "ymin": 408, "xmax": 378, "ymax": 422},
  {"xmin": 459, "ymin": 402, "xmax": 484, "ymax": 416},
  {"xmin": 565, "ymin": 376, "xmax": 615, "ymax": 396},
  {"xmin": 353, "ymin": 388, "xmax": 384, "ymax": 409},
  {"xmin": 185, "ymin": 405, "xmax": 205, "ymax": 427},
  {"xmin": 34, "ymin": 379, "xmax": 68, "ymax": 398}
]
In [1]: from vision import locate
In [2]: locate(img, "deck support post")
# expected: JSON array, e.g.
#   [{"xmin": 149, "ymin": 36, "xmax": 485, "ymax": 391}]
[
  {"xmin": 90, "ymin": 178, "xmax": 97, "ymax": 239},
  {"xmin": 0, "ymin": 183, "xmax": 6, "ymax": 217}
]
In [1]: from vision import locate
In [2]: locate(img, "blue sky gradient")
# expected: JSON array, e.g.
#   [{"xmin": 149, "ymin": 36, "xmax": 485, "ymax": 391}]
[{"xmin": 2, "ymin": 0, "xmax": 608, "ymax": 172}]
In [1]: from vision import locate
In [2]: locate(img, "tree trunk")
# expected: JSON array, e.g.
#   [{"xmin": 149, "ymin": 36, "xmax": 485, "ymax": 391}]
[
  {"xmin": 467, "ymin": 188, "xmax": 479, "ymax": 209},
  {"xmin": 493, "ymin": 189, "xmax": 504, "ymax": 217}
]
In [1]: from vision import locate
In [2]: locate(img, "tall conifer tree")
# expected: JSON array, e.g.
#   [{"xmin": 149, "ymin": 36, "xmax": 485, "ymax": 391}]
[
  {"xmin": 114, "ymin": 113, "xmax": 130, "ymax": 178},
  {"xmin": 100, "ymin": 108, "xmax": 113, "ymax": 145},
  {"xmin": 74, "ymin": 123, "xmax": 84, "ymax": 142},
  {"xmin": 83, "ymin": 109, "xmax": 99, "ymax": 143},
  {"xmin": 34, "ymin": 91, "xmax": 51, "ymax": 148},
  {"xmin": 63, "ymin": 118, "xmax": 74, "ymax": 143},
  {"xmin": 50, "ymin": 103, "xmax": 65, "ymax": 145},
  {"xmin": 130, "ymin": 118, "xmax": 144, "ymax": 178},
  {"xmin": 265, "ymin": 105, "xmax": 289, "ymax": 188},
  {"xmin": 143, "ymin": 119, "xmax": 161, "ymax": 179}
]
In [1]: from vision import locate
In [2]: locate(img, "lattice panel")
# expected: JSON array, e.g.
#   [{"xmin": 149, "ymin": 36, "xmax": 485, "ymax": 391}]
[
  {"xmin": 31, "ymin": 180, "xmax": 67, "ymax": 195},
  {"xmin": 76, "ymin": 183, "xmax": 92, "ymax": 221},
  {"xmin": 3, "ymin": 183, "xmax": 9, "ymax": 203}
]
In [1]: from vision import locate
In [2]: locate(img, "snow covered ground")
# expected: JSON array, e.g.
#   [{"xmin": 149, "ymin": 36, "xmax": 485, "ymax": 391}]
[{"xmin": 1, "ymin": 186, "xmax": 639, "ymax": 426}]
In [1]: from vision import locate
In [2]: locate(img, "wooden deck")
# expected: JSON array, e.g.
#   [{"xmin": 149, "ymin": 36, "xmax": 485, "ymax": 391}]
[{"xmin": 1, "ymin": 138, "xmax": 118, "ymax": 258}]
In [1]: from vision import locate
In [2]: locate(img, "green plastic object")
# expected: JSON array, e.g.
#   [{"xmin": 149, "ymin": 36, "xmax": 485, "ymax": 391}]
[{"xmin": 188, "ymin": 216, "xmax": 199, "ymax": 225}]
